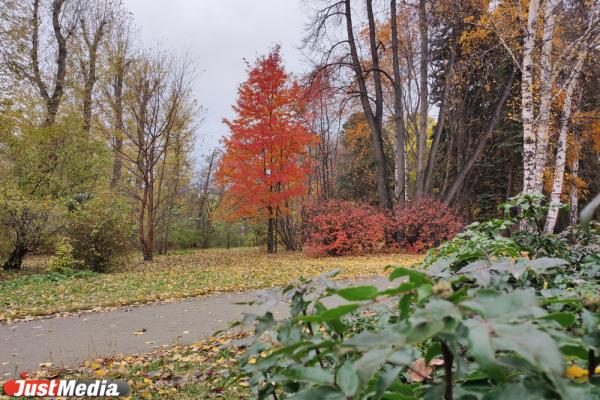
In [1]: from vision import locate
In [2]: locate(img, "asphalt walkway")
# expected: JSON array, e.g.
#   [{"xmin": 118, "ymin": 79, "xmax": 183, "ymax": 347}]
[{"xmin": 0, "ymin": 276, "xmax": 393, "ymax": 377}]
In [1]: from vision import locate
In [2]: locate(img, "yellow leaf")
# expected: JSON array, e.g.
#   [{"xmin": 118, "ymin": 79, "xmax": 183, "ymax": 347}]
[
  {"xmin": 565, "ymin": 364, "xmax": 588, "ymax": 379},
  {"xmin": 94, "ymin": 369, "xmax": 108, "ymax": 377},
  {"xmin": 248, "ymin": 357, "xmax": 257, "ymax": 365},
  {"xmin": 139, "ymin": 391, "xmax": 153, "ymax": 400}
]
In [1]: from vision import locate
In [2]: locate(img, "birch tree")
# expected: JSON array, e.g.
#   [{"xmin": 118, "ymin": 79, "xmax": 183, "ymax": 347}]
[{"xmin": 545, "ymin": 8, "xmax": 600, "ymax": 232}]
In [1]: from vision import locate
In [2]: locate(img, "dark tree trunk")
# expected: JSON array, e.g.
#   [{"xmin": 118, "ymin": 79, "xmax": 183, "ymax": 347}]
[
  {"xmin": 3, "ymin": 245, "xmax": 27, "ymax": 271},
  {"xmin": 444, "ymin": 67, "xmax": 516, "ymax": 205},
  {"xmin": 278, "ymin": 215, "xmax": 297, "ymax": 251},
  {"xmin": 415, "ymin": 0, "xmax": 429, "ymax": 200},
  {"xmin": 267, "ymin": 212, "xmax": 277, "ymax": 254},
  {"xmin": 391, "ymin": 0, "xmax": 406, "ymax": 206},
  {"xmin": 344, "ymin": 0, "xmax": 393, "ymax": 210},
  {"xmin": 30, "ymin": 0, "xmax": 71, "ymax": 127},
  {"xmin": 424, "ymin": 47, "xmax": 455, "ymax": 194},
  {"xmin": 110, "ymin": 61, "xmax": 125, "ymax": 187},
  {"xmin": 80, "ymin": 17, "xmax": 107, "ymax": 136}
]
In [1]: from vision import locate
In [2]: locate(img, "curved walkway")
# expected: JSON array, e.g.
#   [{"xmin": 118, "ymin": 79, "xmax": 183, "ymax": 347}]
[{"xmin": 0, "ymin": 276, "xmax": 393, "ymax": 378}]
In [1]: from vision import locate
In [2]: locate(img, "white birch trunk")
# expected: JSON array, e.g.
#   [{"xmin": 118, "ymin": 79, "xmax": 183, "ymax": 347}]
[
  {"xmin": 522, "ymin": 0, "xmax": 540, "ymax": 194},
  {"xmin": 533, "ymin": 0, "xmax": 558, "ymax": 193},
  {"xmin": 544, "ymin": 51, "xmax": 586, "ymax": 233},
  {"xmin": 569, "ymin": 153, "xmax": 579, "ymax": 228}
]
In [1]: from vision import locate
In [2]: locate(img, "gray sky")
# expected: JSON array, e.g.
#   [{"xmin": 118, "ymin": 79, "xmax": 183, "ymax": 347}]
[{"xmin": 123, "ymin": 0, "xmax": 312, "ymax": 164}]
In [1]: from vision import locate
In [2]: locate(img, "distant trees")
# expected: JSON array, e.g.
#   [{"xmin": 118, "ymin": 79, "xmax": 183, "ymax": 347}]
[
  {"xmin": 0, "ymin": 0, "xmax": 199, "ymax": 267},
  {"xmin": 118, "ymin": 52, "xmax": 196, "ymax": 261},
  {"xmin": 1, "ymin": 0, "xmax": 599, "ymax": 265},
  {"xmin": 301, "ymin": 0, "xmax": 600, "ymax": 227},
  {"xmin": 216, "ymin": 48, "xmax": 315, "ymax": 253}
]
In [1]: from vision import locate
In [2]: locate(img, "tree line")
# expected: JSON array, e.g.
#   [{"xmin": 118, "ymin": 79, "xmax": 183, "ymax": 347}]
[
  {"xmin": 1, "ymin": 0, "xmax": 599, "ymax": 264},
  {"xmin": 215, "ymin": 0, "xmax": 600, "ymax": 253},
  {"xmin": 0, "ymin": 0, "xmax": 199, "ymax": 269}
]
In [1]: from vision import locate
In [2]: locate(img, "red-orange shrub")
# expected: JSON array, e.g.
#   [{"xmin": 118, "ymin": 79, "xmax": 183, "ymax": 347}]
[
  {"xmin": 302, "ymin": 200, "xmax": 388, "ymax": 257},
  {"xmin": 388, "ymin": 198, "xmax": 464, "ymax": 252}
]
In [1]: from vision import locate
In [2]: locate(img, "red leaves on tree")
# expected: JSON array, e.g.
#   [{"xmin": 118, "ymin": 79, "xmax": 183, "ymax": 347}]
[{"xmin": 216, "ymin": 47, "xmax": 316, "ymax": 221}]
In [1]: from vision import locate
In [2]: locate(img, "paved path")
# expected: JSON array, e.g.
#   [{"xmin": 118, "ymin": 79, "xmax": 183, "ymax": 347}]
[{"xmin": 0, "ymin": 277, "xmax": 394, "ymax": 378}]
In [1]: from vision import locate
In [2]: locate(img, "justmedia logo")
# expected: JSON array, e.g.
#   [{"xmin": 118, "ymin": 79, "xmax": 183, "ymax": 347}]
[{"xmin": 3, "ymin": 378, "xmax": 130, "ymax": 397}]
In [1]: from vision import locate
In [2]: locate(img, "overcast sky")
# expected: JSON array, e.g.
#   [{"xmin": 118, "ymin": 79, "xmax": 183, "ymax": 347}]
[{"xmin": 123, "ymin": 0, "xmax": 312, "ymax": 164}]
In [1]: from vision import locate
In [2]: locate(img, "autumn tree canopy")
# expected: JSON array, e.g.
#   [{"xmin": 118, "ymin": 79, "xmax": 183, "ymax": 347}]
[{"xmin": 217, "ymin": 47, "xmax": 316, "ymax": 253}]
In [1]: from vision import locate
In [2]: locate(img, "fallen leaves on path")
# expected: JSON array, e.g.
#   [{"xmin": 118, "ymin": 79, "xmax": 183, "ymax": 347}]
[
  {"xmin": 0, "ymin": 248, "xmax": 423, "ymax": 323},
  {"xmin": 11, "ymin": 332, "xmax": 250, "ymax": 400}
]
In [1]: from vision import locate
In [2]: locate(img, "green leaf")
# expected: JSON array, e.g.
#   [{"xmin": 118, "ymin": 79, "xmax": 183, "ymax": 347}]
[
  {"xmin": 424, "ymin": 342, "xmax": 442, "ymax": 364},
  {"xmin": 560, "ymin": 344, "xmax": 589, "ymax": 360},
  {"xmin": 493, "ymin": 322, "xmax": 564, "ymax": 376},
  {"xmin": 385, "ymin": 381, "xmax": 421, "ymax": 399},
  {"xmin": 356, "ymin": 348, "xmax": 392, "ymax": 384},
  {"xmin": 461, "ymin": 289, "xmax": 544, "ymax": 320},
  {"xmin": 540, "ymin": 312, "xmax": 576, "ymax": 328},
  {"xmin": 374, "ymin": 366, "xmax": 401, "ymax": 400},
  {"xmin": 299, "ymin": 304, "xmax": 359, "ymax": 323},
  {"xmin": 282, "ymin": 366, "xmax": 335, "ymax": 385},
  {"xmin": 465, "ymin": 320, "xmax": 505, "ymax": 381},
  {"xmin": 345, "ymin": 328, "xmax": 406, "ymax": 350},
  {"xmin": 378, "ymin": 282, "xmax": 415, "ymax": 297},
  {"xmin": 523, "ymin": 257, "xmax": 568, "ymax": 273},
  {"xmin": 287, "ymin": 386, "xmax": 345, "ymax": 400},
  {"xmin": 388, "ymin": 267, "xmax": 430, "ymax": 285},
  {"xmin": 336, "ymin": 285, "xmax": 379, "ymax": 301},
  {"xmin": 336, "ymin": 362, "xmax": 359, "ymax": 397}
]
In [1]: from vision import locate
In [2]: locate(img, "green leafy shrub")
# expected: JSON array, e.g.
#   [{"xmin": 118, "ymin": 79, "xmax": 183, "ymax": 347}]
[
  {"xmin": 65, "ymin": 197, "xmax": 134, "ymax": 272},
  {"xmin": 47, "ymin": 240, "xmax": 82, "ymax": 273},
  {"xmin": 230, "ymin": 193, "xmax": 600, "ymax": 399}
]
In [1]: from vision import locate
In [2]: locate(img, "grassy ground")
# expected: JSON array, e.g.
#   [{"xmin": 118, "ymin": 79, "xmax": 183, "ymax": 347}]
[
  {"xmin": 0, "ymin": 247, "xmax": 422, "ymax": 322},
  {"xmin": 0, "ymin": 333, "xmax": 249, "ymax": 400}
]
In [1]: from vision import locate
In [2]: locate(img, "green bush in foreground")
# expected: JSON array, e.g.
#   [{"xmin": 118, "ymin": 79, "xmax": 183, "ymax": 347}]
[
  {"xmin": 65, "ymin": 197, "xmax": 135, "ymax": 272},
  {"xmin": 231, "ymin": 194, "xmax": 600, "ymax": 399}
]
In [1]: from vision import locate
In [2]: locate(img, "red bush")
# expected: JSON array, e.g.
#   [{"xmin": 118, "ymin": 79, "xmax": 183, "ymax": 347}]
[
  {"xmin": 302, "ymin": 200, "xmax": 388, "ymax": 257},
  {"xmin": 388, "ymin": 198, "xmax": 464, "ymax": 252}
]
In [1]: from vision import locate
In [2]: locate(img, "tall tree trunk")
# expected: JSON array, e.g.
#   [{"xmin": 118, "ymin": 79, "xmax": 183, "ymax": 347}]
[
  {"xmin": 444, "ymin": 67, "xmax": 516, "ymax": 205},
  {"xmin": 145, "ymin": 185, "xmax": 154, "ymax": 261},
  {"xmin": 344, "ymin": 0, "xmax": 393, "ymax": 210},
  {"xmin": 80, "ymin": 17, "xmax": 108, "ymax": 136},
  {"xmin": 424, "ymin": 47, "xmax": 454, "ymax": 194},
  {"xmin": 544, "ymin": 50, "xmax": 587, "ymax": 233},
  {"xmin": 532, "ymin": 0, "xmax": 558, "ymax": 193},
  {"xmin": 390, "ymin": 0, "xmax": 406, "ymax": 206},
  {"xmin": 110, "ymin": 65, "xmax": 124, "ymax": 188},
  {"xmin": 267, "ymin": 207, "xmax": 276, "ymax": 254},
  {"xmin": 441, "ymin": 129, "xmax": 453, "ymax": 195},
  {"xmin": 138, "ymin": 177, "xmax": 149, "ymax": 261},
  {"xmin": 521, "ymin": 0, "xmax": 540, "ymax": 194},
  {"xmin": 569, "ymin": 152, "xmax": 579, "ymax": 228},
  {"xmin": 415, "ymin": 0, "xmax": 429, "ymax": 200},
  {"xmin": 30, "ymin": 0, "xmax": 72, "ymax": 127}
]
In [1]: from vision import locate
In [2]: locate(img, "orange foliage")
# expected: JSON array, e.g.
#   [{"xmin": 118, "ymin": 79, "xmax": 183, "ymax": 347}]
[{"xmin": 216, "ymin": 47, "xmax": 317, "ymax": 221}]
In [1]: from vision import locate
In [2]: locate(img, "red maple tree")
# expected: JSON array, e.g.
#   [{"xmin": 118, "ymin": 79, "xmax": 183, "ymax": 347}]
[{"xmin": 216, "ymin": 47, "xmax": 316, "ymax": 253}]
